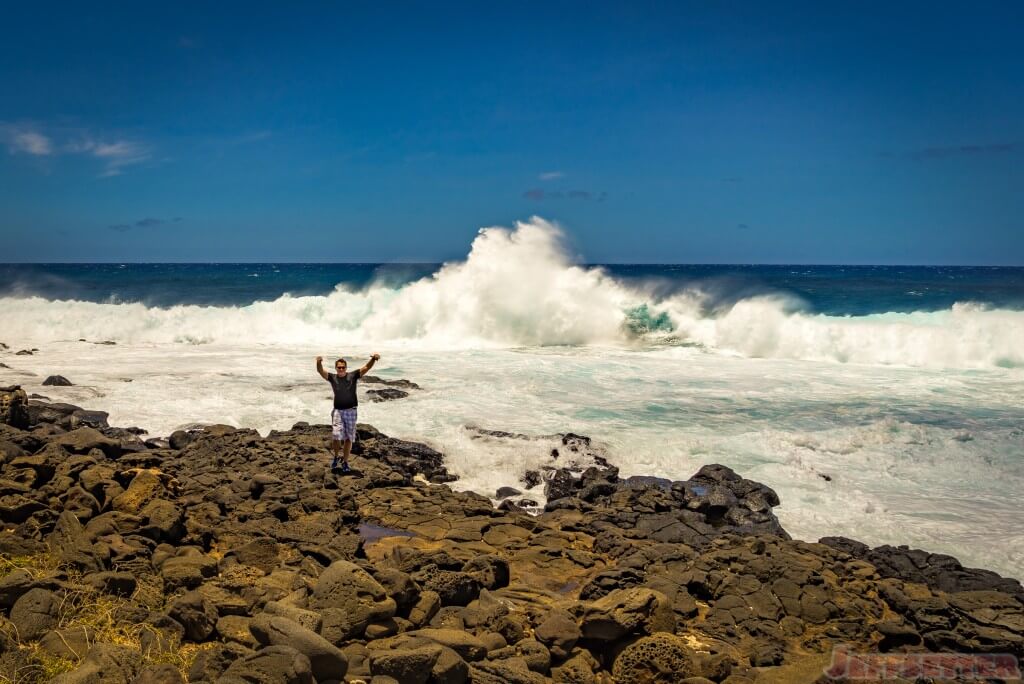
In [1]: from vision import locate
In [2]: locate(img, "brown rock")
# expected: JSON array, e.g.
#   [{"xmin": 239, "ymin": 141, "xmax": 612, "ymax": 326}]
[
  {"xmin": 612, "ymin": 633, "xmax": 698, "ymax": 683},
  {"xmin": 534, "ymin": 609, "xmax": 580, "ymax": 660},
  {"xmin": 581, "ymin": 587, "xmax": 675, "ymax": 641},
  {"xmin": 312, "ymin": 560, "xmax": 397, "ymax": 642},
  {"xmin": 10, "ymin": 588, "xmax": 59, "ymax": 641}
]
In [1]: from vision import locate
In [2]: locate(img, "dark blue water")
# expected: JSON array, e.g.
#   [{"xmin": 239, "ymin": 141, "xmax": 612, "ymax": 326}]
[{"xmin": 2, "ymin": 263, "xmax": 1023, "ymax": 315}]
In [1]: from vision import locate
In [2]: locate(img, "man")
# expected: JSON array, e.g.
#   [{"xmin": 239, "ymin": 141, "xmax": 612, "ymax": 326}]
[{"xmin": 316, "ymin": 353, "xmax": 380, "ymax": 472}]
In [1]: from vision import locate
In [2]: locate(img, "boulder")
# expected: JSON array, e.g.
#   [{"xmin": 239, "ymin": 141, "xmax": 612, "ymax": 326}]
[
  {"xmin": 544, "ymin": 469, "xmax": 578, "ymax": 502},
  {"xmin": 876, "ymin": 620, "xmax": 922, "ymax": 651},
  {"xmin": 0, "ymin": 494, "xmax": 47, "ymax": 523},
  {"xmin": 83, "ymin": 571, "xmax": 137, "ymax": 597},
  {"xmin": 431, "ymin": 646, "xmax": 470, "ymax": 684},
  {"xmin": 43, "ymin": 375, "xmax": 73, "ymax": 386},
  {"xmin": 366, "ymin": 388, "xmax": 410, "ymax": 402},
  {"xmin": 551, "ymin": 650, "xmax": 600, "ymax": 683},
  {"xmin": 186, "ymin": 642, "xmax": 252, "ymax": 682},
  {"xmin": 463, "ymin": 555, "xmax": 510, "ymax": 590},
  {"xmin": 460, "ymin": 590, "xmax": 508, "ymax": 629},
  {"xmin": 112, "ymin": 470, "xmax": 168, "ymax": 513},
  {"xmin": 408, "ymin": 590, "xmax": 441, "ymax": 627},
  {"xmin": 26, "ymin": 400, "xmax": 80, "ymax": 425},
  {"xmin": 139, "ymin": 499, "xmax": 185, "ymax": 542},
  {"xmin": 167, "ymin": 590, "xmax": 218, "ymax": 641},
  {"xmin": 132, "ymin": 664, "xmax": 185, "ymax": 684},
  {"xmin": 62, "ymin": 486, "xmax": 101, "ymax": 520},
  {"xmin": 369, "ymin": 645, "xmax": 443, "ymax": 684},
  {"xmin": 220, "ymin": 645, "xmax": 314, "ymax": 684},
  {"xmin": 9, "ymin": 450, "xmax": 57, "ymax": 485},
  {"xmin": 50, "ymin": 643, "xmax": 141, "ymax": 684},
  {"xmin": 365, "ymin": 617, "xmax": 400, "ymax": 639},
  {"xmin": 193, "ymin": 582, "xmax": 249, "ymax": 617},
  {"xmin": 52, "ymin": 427, "xmax": 121, "ymax": 457},
  {"xmin": 406, "ymin": 628, "xmax": 488, "ymax": 662},
  {"xmin": 249, "ymin": 614, "xmax": 348, "ymax": 682},
  {"xmin": 69, "ymin": 410, "xmax": 109, "ymax": 430},
  {"xmin": 412, "ymin": 566, "xmax": 481, "ymax": 607},
  {"xmin": 0, "ymin": 568, "xmax": 35, "ymax": 609},
  {"xmin": 217, "ymin": 615, "xmax": 259, "ymax": 648},
  {"xmin": 373, "ymin": 567, "xmax": 420, "ymax": 609},
  {"xmin": 580, "ymin": 587, "xmax": 675, "ymax": 641},
  {"xmin": 168, "ymin": 429, "xmax": 202, "ymax": 450},
  {"xmin": 0, "ymin": 385, "xmax": 30, "ymax": 429},
  {"xmin": 469, "ymin": 658, "xmax": 549, "ymax": 684},
  {"xmin": 160, "ymin": 553, "xmax": 218, "ymax": 591},
  {"xmin": 263, "ymin": 600, "xmax": 323, "ymax": 633},
  {"xmin": 534, "ymin": 609, "xmax": 580, "ymax": 660},
  {"xmin": 611, "ymin": 634, "xmax": 698, "ymax": 683},
  {"xmin": 11, "ymin": 587, "xmax": 60, "ymax": 640},
  {"xmin": 223, "ymin": 537, "xmax": 282, "ymax": 574},
  {"xmin": 38, "ymin": 625, "xmax": 95, "ymax": 660},
  {"xmin": 311, "ymin": 560, "xmax": 397, "ymax": 642}
]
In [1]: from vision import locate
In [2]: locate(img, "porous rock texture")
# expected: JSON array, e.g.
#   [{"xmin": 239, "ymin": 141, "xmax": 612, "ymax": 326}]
[{"xmin": 0, "ymin": 389, "xmax": 1021, "ymax": 683}]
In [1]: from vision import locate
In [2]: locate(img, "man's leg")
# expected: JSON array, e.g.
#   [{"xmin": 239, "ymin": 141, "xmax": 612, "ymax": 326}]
[
  {"xmin": 340, "ymin": 408, "xmax": 357, "ymax": 471},
  {"xmin": 330, "ymin": 409, "xmax": 343, "ymax": 468}
]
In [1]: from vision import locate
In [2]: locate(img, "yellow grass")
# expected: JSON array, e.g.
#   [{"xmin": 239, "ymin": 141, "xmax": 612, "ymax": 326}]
[
  {"xmin": 0, "ymin": 644, "xmax": 76, "ymax": 684},
  {"xmin": 0, "ymin": 551, "xmax": 207, "ymax": 682},
  {"xmin": 0, "ymin": 553, "xmax": 60, "ymax": 582}
]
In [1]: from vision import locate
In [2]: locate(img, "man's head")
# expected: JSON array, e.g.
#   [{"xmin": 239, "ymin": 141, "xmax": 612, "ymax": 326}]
[{"xmin": 335, "ymin": 358, "xmax": 347, "ymax": 373}]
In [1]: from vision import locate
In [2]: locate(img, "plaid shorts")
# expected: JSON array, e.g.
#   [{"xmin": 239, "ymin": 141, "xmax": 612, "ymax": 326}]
[{"xmin": 331, "ymin": 408, "xmax": 357, "ymax": 442}]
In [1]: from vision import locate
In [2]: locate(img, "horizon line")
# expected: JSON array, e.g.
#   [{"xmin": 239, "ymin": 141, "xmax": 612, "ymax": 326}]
[{"xmin": 2, "ymin": 261, "xmax": 1024, "ymax": 268}]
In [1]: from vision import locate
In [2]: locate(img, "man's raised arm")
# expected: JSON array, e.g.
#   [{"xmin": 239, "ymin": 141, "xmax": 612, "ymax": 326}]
[
  {"xmin": 315, "ymin": 356, "xmax": 329, "ymax": 380},
  {"xmin": 359, "ymin": 353, "xmax": 381, "ymax": 377}
]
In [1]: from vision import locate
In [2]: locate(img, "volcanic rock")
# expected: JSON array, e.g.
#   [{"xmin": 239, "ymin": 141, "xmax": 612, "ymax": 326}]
[
  {"xmin": 10, "ymin": 588, "xmax": 60, "ymax": 641},
  {"xmin": 367, "ymin": 388, "xmax": 410, "ymax": 402},
  {"xmin": 249, "ymin": 613, "xmax": 349, "ymax": 681},
  {"xmin": 0, "ymin": 396, "xmax": 1019, "ymax": 683},
  {"xmin": 50, "ymin": 643, "xmax": 141, "ymax": 684}
]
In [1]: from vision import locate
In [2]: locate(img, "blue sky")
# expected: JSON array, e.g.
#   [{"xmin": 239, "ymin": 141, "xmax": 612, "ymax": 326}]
[{"xmin": 1, "ymin": 1, "xmax": 1022, "ymax": 263}]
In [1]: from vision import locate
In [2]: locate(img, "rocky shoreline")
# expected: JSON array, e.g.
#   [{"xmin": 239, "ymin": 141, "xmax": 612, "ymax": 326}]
[{"xmin": 0, "ymin": 386, "xmax": 1022, "ymax": 683}]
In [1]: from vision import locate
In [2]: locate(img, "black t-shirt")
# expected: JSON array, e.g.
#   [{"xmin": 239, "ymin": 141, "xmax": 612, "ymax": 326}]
[{"xmin": 328, "ymin": 371, "xmax": 360, "ymax": 409}]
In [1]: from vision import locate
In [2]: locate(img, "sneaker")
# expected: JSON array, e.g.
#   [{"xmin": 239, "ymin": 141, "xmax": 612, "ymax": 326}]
[
  {"xmin": 341, "ymin": 461, "xmax": 351, "ymax": 473},
  {"xmin": 330, "ymin": 456, "xmax": 339, "ymax": 470}
]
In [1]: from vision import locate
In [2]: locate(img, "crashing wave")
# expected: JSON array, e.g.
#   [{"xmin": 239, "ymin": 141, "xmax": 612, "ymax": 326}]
[{"xmin": 2, "ymin": 217, "xmax": 1023, "ymax": 368}]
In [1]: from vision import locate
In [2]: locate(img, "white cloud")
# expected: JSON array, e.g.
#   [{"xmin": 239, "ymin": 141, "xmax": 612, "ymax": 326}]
[
  {"xmin": 1, "ymin": 122, "xmax": 151, "ymax": 176},
  {"xmin": 68, "ymin": 136, "xmax": 151, "ymax": 176},
  {"xmin": 539, "ymin": 171, "xmax": 564, "ymax": 180},
  {"xmin": 12, "ymin": 131, "xmax": 53, "ymax": 155},
  {"xmin": 2, "ymin": 125, "xmax": 54, "ymax": 156}
]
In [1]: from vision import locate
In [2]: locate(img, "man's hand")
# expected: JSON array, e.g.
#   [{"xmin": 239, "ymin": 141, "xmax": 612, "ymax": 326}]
[
  {"xmin": 315, "ymin": 356, "xmax": 328, "ymax": 380},
  {"xmin": 316, "ymin": 356, "xmax": 323, "ymax": 363},
  {"xmin": 360, "ymin": 353, "xmax": 380, "ymax": 377}
]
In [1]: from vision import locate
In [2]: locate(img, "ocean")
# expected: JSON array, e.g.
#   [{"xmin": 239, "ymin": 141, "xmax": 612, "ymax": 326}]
[{"xmin": 2, "ymin": 218, "xmax": 1023, "ymax": 578}]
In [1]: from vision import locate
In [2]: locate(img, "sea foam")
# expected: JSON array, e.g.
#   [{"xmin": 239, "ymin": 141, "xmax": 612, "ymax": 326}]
[{"xmin": 3, "ymin": 217, "xmax": 1023, "ymax": 369}]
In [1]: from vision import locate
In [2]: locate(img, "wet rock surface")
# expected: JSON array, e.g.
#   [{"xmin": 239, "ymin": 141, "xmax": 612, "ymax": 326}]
[
  {"xmin": 366, "ymin": 388, "xmax": 410, "ymax": 403},
  {"xmin": 0, "ymin": 396, "xmax": 1021, "ymax": 683},
  {"xmin": 361, "ymin": 375, "xmax": 421, "ymax": 403},
  {"xmin": 361, "ymin": 376, "xmax": 422, "ymax": 391}
]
